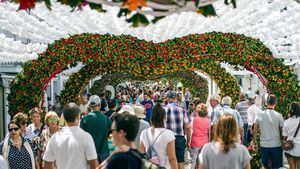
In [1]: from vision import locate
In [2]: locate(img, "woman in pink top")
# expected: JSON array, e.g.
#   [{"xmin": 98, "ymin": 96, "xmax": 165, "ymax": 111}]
[{"xmin": 188, "ymin": 103, "xmax": 210, "ymax": 169}]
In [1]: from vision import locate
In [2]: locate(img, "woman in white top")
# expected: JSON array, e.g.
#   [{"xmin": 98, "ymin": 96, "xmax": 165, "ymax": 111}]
[
  {"xmin": 283, "ymin": 102, "xmax": 300, "ymax": 169},
  {"xmin": 199, "ymin": 114, "xmax": 251, "ymax": 169},
  {"xmin": 140, "ymin": 103, "xmax": 178, "ymax": 169}
]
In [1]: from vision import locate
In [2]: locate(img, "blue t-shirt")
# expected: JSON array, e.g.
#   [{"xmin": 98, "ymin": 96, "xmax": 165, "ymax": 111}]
[{"xmin": 141, "ymin": 100, "xmax": 153, "ymax": 121}]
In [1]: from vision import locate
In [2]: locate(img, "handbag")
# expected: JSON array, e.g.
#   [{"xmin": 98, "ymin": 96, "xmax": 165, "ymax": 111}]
[{"xmin": 282, "ymin": 119, "xmax": 300, "ymax": 151}]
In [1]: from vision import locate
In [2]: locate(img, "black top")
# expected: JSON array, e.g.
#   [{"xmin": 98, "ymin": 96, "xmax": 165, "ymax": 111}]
[
  {"xmin": 105, "ymin": 110, "xmax": 115, "ymax": 119},
  {"xmin": 106, "ymin": 148, "xmax": 142, "ymax": 169}
]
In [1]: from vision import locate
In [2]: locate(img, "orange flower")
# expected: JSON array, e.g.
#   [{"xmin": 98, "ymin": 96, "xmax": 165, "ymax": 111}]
[{"xmin": 124, "ymin": 0, "xmax": 147, "ymax": 11}]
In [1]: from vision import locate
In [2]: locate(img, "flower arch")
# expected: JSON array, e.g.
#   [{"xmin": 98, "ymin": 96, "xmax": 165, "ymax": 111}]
[
  {"xmin": 62, "ymin": 70, "xmax": 211, "ymax": 104},
  {"xmin": 8, "ymin": 32, "xmax": 300, "ymax": 116}
]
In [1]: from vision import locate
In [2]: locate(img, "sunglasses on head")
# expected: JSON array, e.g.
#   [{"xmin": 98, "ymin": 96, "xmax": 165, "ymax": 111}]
[
  {"xmin": 47, "ymin": 118, "xmax": 59, "ymax": 123},
  {"xmin": 8, "ymin": 127, "xmax": 19, "ymax": 132}
]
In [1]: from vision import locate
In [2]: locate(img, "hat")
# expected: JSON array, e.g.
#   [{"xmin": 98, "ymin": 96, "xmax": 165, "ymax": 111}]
[
  {"xmin": 167, "ymin": 91, "xmax": 177, "ymax": 98},
  {"xmin": 88, "ymin": 95, "xmax": 101, "ymax": 107},
  {"xmin": 133, "ymin": 105, "xmax": 146, "ymax": 119},
  {"xmin": 117, "ymin": 105, "xmax": 135, "ymax": 115}
]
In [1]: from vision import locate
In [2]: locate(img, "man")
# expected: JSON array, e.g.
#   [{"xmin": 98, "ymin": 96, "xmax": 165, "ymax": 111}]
[
  {"xmin": 252, "ymin": 94, "xmax": 284, "ymax": 169},
  {"xmin": 105, "ymin": 99, "xmax": 117, "ymax": 118},
  {"xmin": 133, "ymin": 105, "xmax": 150, "ymax": 149},
  {"xmin": 79, "ymin": 93, "xmax": 89, "ymax": 116},
  {"xmin": 99, "ymin": 92, "xmax": 107, "ymax": 114},
  {"xmin": 80, "ymin": 95, "xmax": 112, "ymax": 163},
  {"xmin": 221, "ymin": 96, "xmax": 244, "ymax": 143},
  {"xmin": 235, "ymin": 93, "xmax": 249, "ymax": 145},
  {"xmin": 141, "ymin": 93, "xmax": 153, "ymax": 123},
  {"xmin": 100, "ymin": 113, "xmax": 141, "ymax": 169},
  {"xmin": 164, "ymin": 91, "xmax": 191, "ymax": 169},
  {"xmin": 43, "ymin": 103, "xmax": 98, "ymax": 169},
  {"xmin": 184, "ymin": 88, "xmax": 191, "ymax": 111},
  {"xmin": 209, "ymin": 95, "xmax": 222, "ymax": 126},
  {"xmin": 177, "ymin": 92, "xmax": 187, "ymax": 110},
  {"xmin": 247, "ymin": 97, "xmax": 263, "ymax": 144}
]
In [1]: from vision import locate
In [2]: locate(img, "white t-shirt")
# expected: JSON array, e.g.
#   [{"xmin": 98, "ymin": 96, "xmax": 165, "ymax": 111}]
[
  {"xmin": 140, "ymin": 128, "xmax": 175, "ymax": 169},
  {"xmin": 43, "ymin": 126, "xmax": 97, "ymax": 169},
  {"xmin": 255, "ymin": 109, "xmax": 284, "ymax": 147},
  {"xmin": 283, "ymin": 117, "xmax": 300, "ymax": 156},
  {"xmin": 247, "ymin": 104, "xmax": 263, "ymax": 126}
]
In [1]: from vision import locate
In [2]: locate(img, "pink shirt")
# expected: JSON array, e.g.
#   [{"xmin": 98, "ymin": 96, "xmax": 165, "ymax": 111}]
[{"xmin": 190, "ymin": 117, "xmax": 210, "ymax": 148}]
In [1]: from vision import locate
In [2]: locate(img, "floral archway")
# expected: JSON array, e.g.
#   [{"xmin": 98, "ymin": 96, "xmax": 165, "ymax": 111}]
[
  {"xmin": 8, "ymin": 32, "xmax": 300, "ymax": 117},
  {"xmin": 63, "ymin": 70, "xmax": 210, "ymax": 104}
]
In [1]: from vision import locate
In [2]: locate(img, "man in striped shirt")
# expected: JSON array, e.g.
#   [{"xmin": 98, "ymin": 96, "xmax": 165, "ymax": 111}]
[
  {"xmin": 235, "ymin": 93, "xmax": 249, "ymax": 145},
  {"xmin": 164, "ymin": 91, "xmax": 191, "ymax": 169}
]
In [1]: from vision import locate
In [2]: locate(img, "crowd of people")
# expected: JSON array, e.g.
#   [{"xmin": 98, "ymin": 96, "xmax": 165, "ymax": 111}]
[{"xmin": 0, "ymin": 83, "xmax": 300, "ymax": 169}]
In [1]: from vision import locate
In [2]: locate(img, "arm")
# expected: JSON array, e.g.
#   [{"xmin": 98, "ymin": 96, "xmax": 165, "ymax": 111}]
[
  {"xmin": 198, "ymin": 164, "xmax": 205, "ymax": 169},
  {"xmin": 43, "ymin": 161, "xmax": 54, "ymax": 169},
  {"xmin": 185, "ymin": 123, "xmax": 191, "ymax": 148},
  {"xmin": 88, "ymin": 159, "xmax": 99, "ymax": 169},
  {"xmin": 252, "ymin": 123, "xmax": 259, "ymax": 146},
  {"xmin": 166, "ymin": 140, "xmax": 178, "ymax": 169},
  {"xmin": 244, "ymin": 163, "xmax": 251, "ymax": 169},
  {"xmin": 139, "ymin": 141, "xmax": 146, "ymax": 154}
]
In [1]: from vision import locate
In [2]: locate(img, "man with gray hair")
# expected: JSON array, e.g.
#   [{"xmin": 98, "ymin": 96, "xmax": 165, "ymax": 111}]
[
  {"xmin": 209, "ymin": 95, "xmax": 222, "ymax": 125},
  {"xmin": 221, "ymin": 96, "xmax": 244, "ymax": 143}
]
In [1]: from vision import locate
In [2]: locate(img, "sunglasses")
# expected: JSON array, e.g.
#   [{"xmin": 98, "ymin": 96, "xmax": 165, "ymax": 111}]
[
  {"xmin": 108, "ymin": 128, "xmax": 117, "ymax": 134},
  {"xmin": 8, "ymin": 127, "xmax": 19, "ymax": 132},
  {"xmin": 47, "ymin": 118, "xmax": 59, "ymax": 123}
]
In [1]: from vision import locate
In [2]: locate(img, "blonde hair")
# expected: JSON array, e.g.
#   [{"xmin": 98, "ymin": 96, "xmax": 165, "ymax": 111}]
[
  {"xmin": 13, "ymin": 112, "xmax": 28, "ymax": 124},
  {"xmin": 44, "ymin": 111, "xmax": 59, "ymax": 125},
  {"xmin": 29, "ymin": 107, "xmax": 42, "ymax": 116},
  {"xmin": 214, "ymin": 114, "xmax": 238, "ymax": 153}
]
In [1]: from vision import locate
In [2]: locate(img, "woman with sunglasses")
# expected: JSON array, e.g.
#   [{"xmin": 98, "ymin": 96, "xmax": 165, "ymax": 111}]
[
  {"xmin": 0, "ymin": 120, "xmax": 36, "ymax": 169},
  {"xmin": 39, "ymin": 111, "xmax": 60, "ymax": 168}
]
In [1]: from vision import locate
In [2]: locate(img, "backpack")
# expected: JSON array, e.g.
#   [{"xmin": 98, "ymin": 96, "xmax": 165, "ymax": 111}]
[
  {"xmin": 129, "ymin": 149, "xmax": 166, "ymax": 169},
  {"xmin": 145, "ymin": 129, "xmax": 165, "ymax": 163}
]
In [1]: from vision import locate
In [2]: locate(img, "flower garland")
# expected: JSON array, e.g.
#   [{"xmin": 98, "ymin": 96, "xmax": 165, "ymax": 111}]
[{"xmin": 8, "ymin": 32, "xmax": 300, "ymax": 119}]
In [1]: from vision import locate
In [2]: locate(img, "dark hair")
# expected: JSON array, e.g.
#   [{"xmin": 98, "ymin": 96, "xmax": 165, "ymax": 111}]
[
  {"xmin": 267, "ymin": 94, "xmax": 277, "ymax": 106},
  {"xmin": 63, "ymin": 103, "xmax": 80, "ymax": 123},
  {"xmin": 151, "ymin": 103, "xmax": 166, "ymax": 128},
  {"xmin": 112, "ymin": 113, "xmax": 139, "ymax": 141},
  {"xmin": 192, "ymin": 98, "xmax": 202, "ymax": 107},
  {"xmin": 289, "ymin": 102, "xmax": 300, "ymax": 117},
  {"xmin": 108, "ymin": 99, "xmax": 117, "ymax": 109},
  {"xmin": 8, "ymin": 120, "xmax": 21, "ymax": 129},
  {"xmin": 239, "ymin": 93, "xmax": 246, "ymax": 101}
]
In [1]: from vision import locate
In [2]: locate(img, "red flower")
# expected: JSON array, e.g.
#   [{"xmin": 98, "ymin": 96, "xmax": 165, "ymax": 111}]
[{"xmin": 19, "ymin": 0, "xmax": 35, "ymax": 10}]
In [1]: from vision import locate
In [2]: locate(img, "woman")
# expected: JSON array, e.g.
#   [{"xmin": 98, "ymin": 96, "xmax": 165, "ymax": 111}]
[
  {"xmin": 140, "ymin": 104, "xmax": 178, "ymax": 169},
  {"xmin": 27, "ymin": 108, "xmax": 44, "ymax": 137},
  {"xmin": 283, "ymin": 102, "xmax": 300, "ymax": 169},
  {"xmin": 39, "ymin": 111, "xmax": 60, "ymax": 167},
  {"xmin": 189, "ymin": 103, "xmax": 210, "ymax": 169},
  {"xmin": 0, "ymin": 120, "xmax": 36, "ymax": 169},
  {"xmin": 13, "ymin": 112, "xmax": 34, "ymax": 141},
  {"xmin": 199, "ymin": 114, "xmax": 251, "ymax": 169}
]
